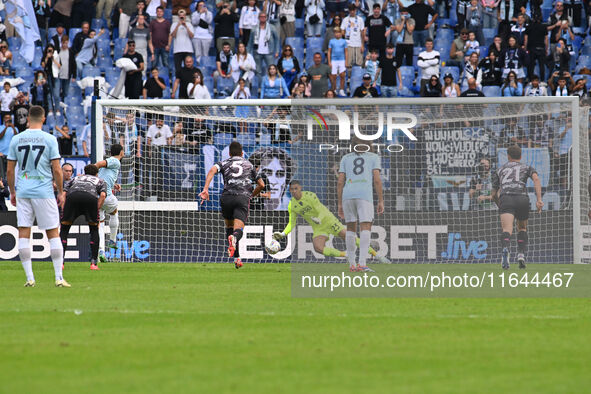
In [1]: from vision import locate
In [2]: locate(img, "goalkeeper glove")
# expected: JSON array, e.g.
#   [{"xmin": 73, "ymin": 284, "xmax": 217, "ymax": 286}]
[
  {"xmin": 273, "ymin": 232, "xmax": 286, "ymax": 240},
  {"xmin": 311, "ymin": 217, "xmax": 322, "ymax": 225}
]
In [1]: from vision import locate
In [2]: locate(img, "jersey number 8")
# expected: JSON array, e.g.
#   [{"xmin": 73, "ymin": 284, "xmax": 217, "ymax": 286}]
[{"xmin": 353, "ymin": 157, "xmax": 365, "ymax": 175}]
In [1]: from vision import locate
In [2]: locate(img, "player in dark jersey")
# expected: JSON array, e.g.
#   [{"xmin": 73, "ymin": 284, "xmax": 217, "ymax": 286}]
[
  {"xmin": 59, "ymin": 164, "xmax": 107, "ymax": 270},
  {"xmin": 199, "ymin": 141, "xmax": 265, "ymax": 269},
  {"xmin": 491, "ymin": 145, "xmax": 544, "ymax": 270}
]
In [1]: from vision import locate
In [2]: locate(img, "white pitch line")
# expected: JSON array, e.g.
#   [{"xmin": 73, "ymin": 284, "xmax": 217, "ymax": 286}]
[{"xmin": 0, "ymin": 308, "xmax": 577, "ymax": 320}]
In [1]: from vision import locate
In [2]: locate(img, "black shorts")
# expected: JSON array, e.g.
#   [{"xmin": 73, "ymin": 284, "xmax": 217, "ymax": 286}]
[
  {"xmin": 498, "ymin": 194, "xmax": 530, "ymax": 221},
  {"xmin": 220, "ymin": 194, "xmax": 250, "ymax": 223},
  {"xmin": 61, "ymin": 192, "xmax": 99, "ymax": 224}
]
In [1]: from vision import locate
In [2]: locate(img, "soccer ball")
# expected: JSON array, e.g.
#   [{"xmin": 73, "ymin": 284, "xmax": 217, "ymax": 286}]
[{"xmin": 265, "ymin": 239, "xmax": 281, "ymax": 255}]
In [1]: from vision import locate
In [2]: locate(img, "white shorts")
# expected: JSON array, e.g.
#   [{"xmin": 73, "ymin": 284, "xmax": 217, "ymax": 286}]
[
  {"xmin": 343, "ymin": 198, "xmax": 374, "ymax": 224},
  {"xmin": 99, "ymin": 194, "xmax": 118, "ymax": 221},
  {"xmin": 331, "ymin": 60, "xmax": 346, "ymax": 75},
  {"xmin": 16, "ymin": 198, "xmax": 60, "ymax": 230}
]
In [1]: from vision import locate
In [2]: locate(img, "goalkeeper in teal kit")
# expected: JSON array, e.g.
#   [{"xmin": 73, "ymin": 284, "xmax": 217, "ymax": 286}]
[{"xmin": 273, "ymin": 181, "xmax": 389, "ymax": 263}]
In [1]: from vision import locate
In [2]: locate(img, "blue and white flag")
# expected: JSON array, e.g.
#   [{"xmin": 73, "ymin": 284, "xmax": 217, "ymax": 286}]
[{"xmin": 4, "ymin": 0, "xmax": 40, "ymax": 63}]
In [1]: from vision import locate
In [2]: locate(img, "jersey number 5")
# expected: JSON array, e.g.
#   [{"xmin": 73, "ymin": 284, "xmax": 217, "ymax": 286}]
[
  {"xmin": 18, "ymin": 145, "xmax": 45, "ymax": 170},
  {"xmin": 231, "ymin": 161, "xmax": 244, "ymax": 177}
]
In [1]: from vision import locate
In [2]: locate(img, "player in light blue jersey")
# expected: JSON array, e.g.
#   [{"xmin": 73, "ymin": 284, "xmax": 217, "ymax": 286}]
[
  {"xmin": 95, "ymin": 144, "xmax": 124, "ymax": 264},
  {"xmin": 6, "ymin": 105, "xmax": 70, "ymax": 287},
  {"xmin": 337, "ymin": 141, "xmax": 384, "ymax": 272}
]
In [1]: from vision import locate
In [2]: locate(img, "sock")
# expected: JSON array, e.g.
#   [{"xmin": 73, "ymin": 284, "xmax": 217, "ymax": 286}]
[
  {"xmin": 49, "ymin": 237, "xmax": 64, "ymax": 281},
  {"xmin": 501, "ymin": 232, "xmax": 511, "ymax": 250},
  {"xmin": 99, "ymin": 221, "xmax": 105, "ymax": 251},
  {"xmin": 359, "ymin": 230, "xmax": 371, "ymax": 267},
  {"xmin": 323, "ymin": 247, "xmax": 343, "ymax": 257},
  {"xmin": 19, "ymin": 238, "xmax": 34, "ymax": 282},
  {"xmin": 109, "ymin": 213, "xmax": 119, "ymax": 243},
  {"xmin": 346, "ymin": 231, "xmax": 357, "ymax": 267},
  {"xmin": 233, "ymin": 228, "xmax": 244, "ymax": 242},
  {"xmin": 225, "ymin": 228, "xmax": 239, "ymax": 257},
  {"xmin": 89, "ymin": 225, "xmax": 99, "ymax": 261},
  {"xmin": 517, "ymin": 231, "xmax": 528, "ymax": 255},
  {"xmin": 60, "ymin": 224, "xmax": 71, "ymax": 258}
]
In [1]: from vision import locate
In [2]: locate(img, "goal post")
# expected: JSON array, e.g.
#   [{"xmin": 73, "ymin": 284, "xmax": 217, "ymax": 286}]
[{"xmin": 93, "ymin": 97, "xmax": 588, "ymax": 264}]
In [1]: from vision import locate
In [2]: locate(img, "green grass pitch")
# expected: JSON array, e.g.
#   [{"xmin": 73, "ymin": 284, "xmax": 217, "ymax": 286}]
[{"xmin": 1, "ymin": 261, "xmax": 590, "ymax": 393}]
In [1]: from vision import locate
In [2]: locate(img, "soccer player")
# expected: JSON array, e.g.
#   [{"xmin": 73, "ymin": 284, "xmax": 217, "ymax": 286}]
[
  {"xmin": 199, "ymin": 141, "xmax": 265, "ymax": 269},
  {"xmin": 273, "ymin": 181, "xmax": 388, "ymax": 264},
  {"xmin": 95, "ymin": 144, "xmax": 124, "ymax": 264},
  {"xmin": 337, "ymin": 142, "xmax": 384, "ymax": 272},
  {"xmin": 60, "ymin": 164, "xmax": 107, "ymax": 269},
  {"xmin": 491, "ymin": 145, "xmax": 544, "ymax": 269},
  {"xmin": 6, "ymin": 105, "xmax": 70, "ymax": 287}
]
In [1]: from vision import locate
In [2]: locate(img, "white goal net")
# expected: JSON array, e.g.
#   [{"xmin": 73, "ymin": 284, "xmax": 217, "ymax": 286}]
[{"xmin": 94, "ymin": 97, "xmax": 589, "ymax": 264}]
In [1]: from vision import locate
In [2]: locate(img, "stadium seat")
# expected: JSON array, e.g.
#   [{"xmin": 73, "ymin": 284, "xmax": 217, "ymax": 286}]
[
  {"xmin": 440, "ymin": 66, "xmax": 460, "ymax": 83},
  {"xmin": 12, "ymin": 55, "xmax": 27, "ymax": 69},
  {"xmin": 97, "ymin": 55, "xmax": 113, "ymax": 72},
  {"xmin": 577, "ymin": 55, "xmax": 591, "ymax": 69},
  {"xmin": 97, "ymin": 34, "xmax": 111, "ymax": 51},
  {"xmin": 91, "ymin": 18, "xmax": 106, "ymax": 30},
  {"xmin": 399, "ymin": 66, "xmax": 415, "ymax": 89},
  {"xmin": 479, "ymin": 46, "xmax": 488, "ymax": 58},
  {"xmin": 285, "ymin": 37, "xmax": 304, "ymax": 53},
  {"xmin": 306, "ymin": 37, "xmax": 323, "ymax": 52},
  {"xmin": 32, "ymin": 47, "xmax": 43, "ymax": 69},
  {"xmin": 541, "ymin": 7, "xmax": 552, "ymax": 21},
  {"xmin": 114, "ymin": 38, "xmax": 128, "ymax": 55},
  {"xmin": 15, "ymin": 67, "xmax": 34, "ymax": 79},
  {"xmin": 250, "ymin": 75, "xmax": 260, "ymax": 95},
  {"xmin": 436, "ymin": 28, "xmax": 454, "ymax": 41},
  {"xmin": 295, "ymin": 18, "xmax": 305, "ymax": 36},
  {"xmin": 158, "ymin": 67, "xmax": 170, "ymax": 85},
  {"xmin": 214, "ymin": 133, "xmax": 234, "ymax": 146},
  {"xmin": 105, "ymin": 67, "xmax": 120, "ymax": 87},
  {"xmin": 246, "ymin": 122, "xmax": 259, "ymax": 134},
  {"xmin": 482, "ymin": 28, "xmax": 496, "ymax": 46},
  {"xmin": 7, "ymin": 37, "xmax": 21, "ymax": 50},
  {"xmin": 69, "ymin": 28, "xmax": 82, "ymax": 46},
  {"xmin": 82, "ymin": 65, "xmax": 101, "ymax": 78},
  {"xmin": 65, "ymin": 95, "xmax": 82, "ymax": 108},
  {"xmin": 164, "ymin": 8, "xmax": 172, "ymax": 22},
  {"xmin": 67, "ymin": 84, "xmax": 82, "ymax": 96},
  {"xmin": 203, "ymin": 76, "xmax": 214, "ymax": 94},
  {"xmin": 47, "ymin": 28, "xmax": 58, "ymax": 40},
  {"xmin": 349, "ymin": 77, "xmax": 363, "ymax": 96},
  {"xmin": 350, "ymin": 66, "xmax": 364, "ymax": 78},
  {"xmin": 482, "ymin": 86, "xmax": 501, "ymax": 97},
  {"xmin": 216, "ymin": 77, "xmax": 234, "ymax": 98},
  {"xmin": 236, "ymin": 132, "xmax": 256, "ymax": 147}
]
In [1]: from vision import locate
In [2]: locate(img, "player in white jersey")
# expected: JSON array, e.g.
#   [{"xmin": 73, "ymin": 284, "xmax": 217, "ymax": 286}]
[
  {"xmin": 6, "ymin": 106, "xmax": 70, "ymax": 287},
  {"xmin": 337, "ymin": 142, "xmax": 384, "ymax": 272},
  {"xmin": 95, "ymin": 143, "xmax": 124, "ymax": 264}
]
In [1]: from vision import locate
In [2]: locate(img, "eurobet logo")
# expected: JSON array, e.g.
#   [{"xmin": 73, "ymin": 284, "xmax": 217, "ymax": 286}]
[
  {"xmin": 441, "ymin": 233, "xmax": 488, "ymax": 259},
  {"xmin": 306, "ymin": 109, "xmax": 418, "ymax": 141}
]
